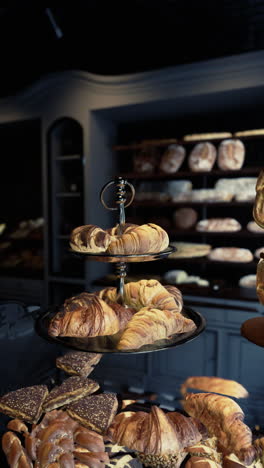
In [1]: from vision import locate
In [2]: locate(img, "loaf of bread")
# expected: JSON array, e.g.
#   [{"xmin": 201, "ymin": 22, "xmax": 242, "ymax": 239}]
[
  {"xmin": 133, "ymin": 147, "xmax": 158, "ymax": 173},
  {"xmin": 215, "ymin": 177, "xmax": 257, "ymax": 197},
  {"xmin": 173, "ymin": 208, "xmax": 198, "ymax": 230},
  {"xmin": 188, "ymin": 142, "xmax": 217, "ymax": 172},
  {"xmin": 247, "ymin": 221, "xmax": 264, "ymax": 233},
  {"xmin": 217, "ymin": 139, "xmax": 245, "ymax": 170},
  {"xmin": 239, "ymin": 275, "xmax": 256, "ymax": 289},
  {"xmin": 159, "ymin": 144, "xmax": 186, "ymax": 173},
  {"xmin": 235, "ymin": 128, "xmax": 264, "ymax": 137},
  {"xmin": 254, "ymin": 247, "xmax": 264, "ymax": 259},
  {"xmin": 208, "ymin": 248, "xmax": 253, "ymax": 263},
  {"xmin": 173, "ymin": 189, "xmax": 233, "ymax": 203},
  {"xmin": 196, "ymin": 218, "xmax": 241, "ymax": 232}
]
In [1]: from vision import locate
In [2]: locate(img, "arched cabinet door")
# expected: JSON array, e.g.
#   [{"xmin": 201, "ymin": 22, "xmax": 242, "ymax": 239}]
[{"xmin": 47, "ymin": 117, "xmax": 85, "ymax": 305}]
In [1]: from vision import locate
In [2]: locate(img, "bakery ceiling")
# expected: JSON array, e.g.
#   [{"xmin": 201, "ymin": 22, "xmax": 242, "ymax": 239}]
[{"xmin": 0, "ymin": 2, "xmax": 263, "ymax": 98}]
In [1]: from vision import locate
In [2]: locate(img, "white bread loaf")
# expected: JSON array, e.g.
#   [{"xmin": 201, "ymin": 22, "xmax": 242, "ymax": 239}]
[
  {"xmin": 196, "ymin": 218, "xmax": 241, "ymax": 232},
  {"xmin": 159, "ymin": 144, "xmax": 186, "ymax": 173},
  {"xmin": 188, "ymin": 142, "xmax": 217, "ymax": 171},
  {"xmin": 217, "ymin": 139, "xmax": 245, "ymax": 170},
  {"xmin": 247, "ymin": 221, "xmax": 264, "ymax": 233},
  {"xmin": 208, "ymin": 247, "xmax": 253, "ymax": 263}
]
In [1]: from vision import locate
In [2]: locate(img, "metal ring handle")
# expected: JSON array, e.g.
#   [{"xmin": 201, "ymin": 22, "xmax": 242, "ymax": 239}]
[{"xmin": 100, "ymin": 179, "xmax": 135, "ymax": 211}]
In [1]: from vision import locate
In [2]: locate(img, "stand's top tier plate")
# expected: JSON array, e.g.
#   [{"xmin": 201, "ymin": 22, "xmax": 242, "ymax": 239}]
[
  {"xmin": 35, "ymin": 306, "xmax": 205, "ymax": 355},
  {"xmin": 70, "ymin": 245, "xmax": 176, "ymax": 263}
]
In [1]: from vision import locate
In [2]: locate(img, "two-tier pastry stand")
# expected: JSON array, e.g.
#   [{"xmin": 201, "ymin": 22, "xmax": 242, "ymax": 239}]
[{"xmin": 36, "ymin": 177, "xmax": 206, "ymax": 354}]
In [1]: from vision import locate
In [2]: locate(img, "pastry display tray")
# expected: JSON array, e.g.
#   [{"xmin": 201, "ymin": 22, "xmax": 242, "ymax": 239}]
[
  {"xmin": 35, "ymin": 306, "xmax": 205, "ymax": 355},
  {"xmin": 69, "ymin": 245, "xmax": 176, "ymax": 263}
]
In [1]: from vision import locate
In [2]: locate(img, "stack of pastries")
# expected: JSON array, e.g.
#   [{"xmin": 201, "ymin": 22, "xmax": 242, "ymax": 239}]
[{"xmin": 48, "ymin": 279, "xmax": 196, "ymax": 350}]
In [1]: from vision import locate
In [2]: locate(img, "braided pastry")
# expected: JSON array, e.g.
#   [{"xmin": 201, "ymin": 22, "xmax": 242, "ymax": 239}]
[{"xmin": 2, "ymin": 431, "xmax": 33, "ymax": 468}]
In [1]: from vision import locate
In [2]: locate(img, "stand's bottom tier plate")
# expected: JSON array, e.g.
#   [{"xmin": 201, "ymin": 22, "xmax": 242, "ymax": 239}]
[{"xmin": 35, "ymin": 306, "xmax": 206, "ymax": 355}]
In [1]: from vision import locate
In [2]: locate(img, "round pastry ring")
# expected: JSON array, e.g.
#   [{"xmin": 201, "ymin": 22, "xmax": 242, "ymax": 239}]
[{"xmin": 100, "ymin": 180, "xmax": 135, "ymax": 210}]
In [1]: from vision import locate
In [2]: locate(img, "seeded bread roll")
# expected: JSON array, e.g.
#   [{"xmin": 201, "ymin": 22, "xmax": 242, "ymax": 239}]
[
  {"xmin": 159, "ymin": 144, "xmax": 186, "ymax": 173},
  {"xmin": 188, "ymin": 142, "xmax": 217, "ymax": 172},
  {"xmin": 217, "ymin": 139, "xmax": 245, "ymax": 171}
]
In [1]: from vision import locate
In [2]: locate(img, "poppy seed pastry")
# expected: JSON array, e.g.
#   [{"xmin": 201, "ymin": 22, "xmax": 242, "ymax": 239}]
[
  {"xmin": 67, "ymin": 393, "xmax": 118, "ymax": 434},
  {"xmin": 43, "ymin": 376, "xmax": 100, "ymax": 412},
  {"xmin": 0, "ymin": 385, "xmax": 48, "ymax": 424},
  {"xmin": 56, "ymin": 351, "xmax": 102, "ymax": 377}
]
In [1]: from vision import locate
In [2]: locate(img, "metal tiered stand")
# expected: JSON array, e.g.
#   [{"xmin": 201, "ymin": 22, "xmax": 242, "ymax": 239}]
[{"xmin": 36, "ymin": 177, "xmax": 206, "ymax": 354}]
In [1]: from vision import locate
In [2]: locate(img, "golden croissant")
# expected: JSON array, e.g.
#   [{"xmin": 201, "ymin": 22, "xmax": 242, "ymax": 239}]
[
  {"xmin": 108, "ymin": 405, "xmax": 204, "ymax": 467},
  {"xmin": 70, "ymin": 225, "xmax": 111, "ymax": 253},
  {"xmin": 48, "ymin": 292, "xmax": 120, "ymax": 337},
  {"xmin": 180, "ymin": 376, "xmax": 249, "ymax": 399},
  {"xmin": 183, "ymin": 393, "xmax": 255, "ymax": 465},
  {"xmin": 117, "ymin": 307, "xmax": 196, "ymax": 350},
  {"xmin": 70, "ymin": 222, "xmax": 169, "ymax": 255}
]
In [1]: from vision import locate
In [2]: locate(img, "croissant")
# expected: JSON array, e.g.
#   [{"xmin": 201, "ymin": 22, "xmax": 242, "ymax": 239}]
[
  {"xmin": 180, "ymin": 377, "xmax": 249, "ymax": 399},
  {"xmin": 107, "ymin": 223, "xmax": 169, "ymax": 255},
  {"xmin": 253, "ymin": 170, "xmax": 264, "ymax": 229},
  {"xmin": 2, "ymin": 431, "xmax": 33, "ymax": 468},
  {"xmin": 48, "ymin": 292, "xmax": 120, "ymax": 337},
  {"xmin": 123, "ymin": 279, "xmax": 181, "ymax": 312},
  {"xmin": 107, "ymin": 223, "xmax": 138, "ymax": 236},
  {"xmin": 183, "ymin": 393, "xmax": 255, "ymax": 465},
  {"xmin": 164, "ymin": 284, "xmax": 183, "ymax": 312},
  {"xmin": 186, "ymin": 457, "xmax": 221, "ymax": 468},
  {"xmin": 108, "ymin": 406, "xmax": 204, "ymax": 467},
  {"xmin": 70, "ymin": 225, "xmax": 111, "ymax": 253},
  {"xmin": 117, "ymin": 307, "xmax": 196, "ymax": 350}
]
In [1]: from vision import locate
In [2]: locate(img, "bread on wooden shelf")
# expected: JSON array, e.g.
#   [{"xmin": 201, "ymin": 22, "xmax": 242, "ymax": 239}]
[
  {"xmin": 235, "ymin": 128, "xmax": 264, "ymax": 137},
  {"xmin": 254, "ymin": 247, "xmax": 264, "ymax": 259},
  {"xmin": 196, "ymin": 218, "xmax": 242, "ymax": 232},
  {"xmin": 208, "ymin": 248, "xmax": 253, "ymax": 263},
  {"xmin": 217, "ymin": 139, "xmax": 245, "ymax": 171},
  {"xmin": 239, "ymin": 275, "xmax": 256, "ymax": 289},
  {"xmin": 159, "ymin": 144, "xmax": 186, "ymax": 173},
  {"xmin": 215, "ymin": 177, "xmax": 257, "ymax": 202},
  {"xmin": 180, "ymin": 376, "xmax": 249, "ymax": 399},
  {"xmin": 173, "ymin": 208, "xmax": 198, "ymax": 230},
  {"xmin": 183, "ymin": 132, "xmax": 232, "ymax": 142},
  {"xmin": 188, "ymin": 142, "xmax": 217, "ymax": 172},
  {"xmin": 247, "ymin": 221, "xmax": 264, "ymax": 233},
  {"xmin": 133, "ymin": 146, "xmax": 159, "ymax": 173},
  {"xmin": 172, "ymin": 189, "xmax": 233, "ymax": 203}
]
